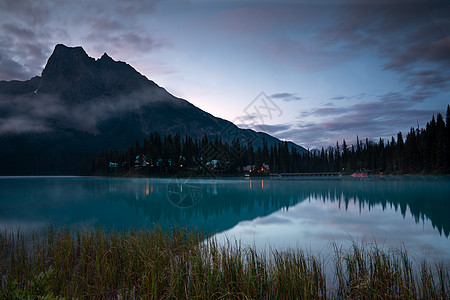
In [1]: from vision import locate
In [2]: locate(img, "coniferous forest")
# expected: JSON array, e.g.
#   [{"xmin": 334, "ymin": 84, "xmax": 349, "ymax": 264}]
[{"xmin": 91, "ymin": 105, "xmax": 450, "ymax": 176}]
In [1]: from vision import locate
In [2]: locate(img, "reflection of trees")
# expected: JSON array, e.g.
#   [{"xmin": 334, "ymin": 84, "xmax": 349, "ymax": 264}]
[
  {"xmin": 95, "ymin": 177, "xmax": 450, "ymax": 238},
  {"xmin": 95, "ymin": 179, "xmax": 310, "ymax": 234},
  {"xmin": 299, "ymin": 177, "xmax": 450, "ymax": 237},
  {"xmin": 2, "ymin": 177, "xmax": 446, "ymax": 237}
]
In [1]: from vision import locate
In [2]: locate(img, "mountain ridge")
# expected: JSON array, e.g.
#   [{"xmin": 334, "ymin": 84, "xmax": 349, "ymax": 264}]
[{"xmin": 0, "ymin": 44, "xmax": 307, "ymax": 174}]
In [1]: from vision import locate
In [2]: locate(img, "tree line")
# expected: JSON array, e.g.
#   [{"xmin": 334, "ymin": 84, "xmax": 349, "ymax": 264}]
[{"xmin": 91, "ymin": 105, "xmax": 450, "ymax": 176}]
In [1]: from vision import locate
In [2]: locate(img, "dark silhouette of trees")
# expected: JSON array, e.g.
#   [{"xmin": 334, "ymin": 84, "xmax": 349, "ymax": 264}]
[{"xmin": 92, "ymin": 106, "xmax": 450, "ymax": 176}]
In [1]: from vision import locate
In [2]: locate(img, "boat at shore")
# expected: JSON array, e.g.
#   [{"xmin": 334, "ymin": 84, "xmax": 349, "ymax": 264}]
[{"xmin": 351, "ymin": 169, "xmax": 369, "ymax": 177}]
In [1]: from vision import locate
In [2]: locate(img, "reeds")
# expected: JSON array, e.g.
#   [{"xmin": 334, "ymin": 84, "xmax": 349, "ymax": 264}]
[{"xmin": 0, "ymin": 227, "xmax": 448, "ymax": 299}]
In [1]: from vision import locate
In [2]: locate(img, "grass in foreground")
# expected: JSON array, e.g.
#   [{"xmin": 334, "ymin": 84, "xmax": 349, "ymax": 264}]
[{"xmin": 0, "ymin": 227, "xmax": 448, "ymax": 299}]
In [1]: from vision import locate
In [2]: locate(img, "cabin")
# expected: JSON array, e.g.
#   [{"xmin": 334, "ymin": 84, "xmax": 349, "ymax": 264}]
[
  {"xmin": 135, "ymin": 155, "xmax": 148, "ymax": 168},
  {"xmin": 108, "ymin": 162, "xmax": 118, "ymax": 168},
  {"xmin": 205, "ymin": 159, "xmax": 229, "ymax": 171},
  {"xmin": 243, "ymin": 165, "xmax": 255, "ymax": 172},
  {"xmin": 108, "ymin": 162, "xmax": 118, "ymax": 172}
]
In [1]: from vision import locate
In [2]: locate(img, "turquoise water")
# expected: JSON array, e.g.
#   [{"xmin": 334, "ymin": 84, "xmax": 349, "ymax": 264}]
[{"xmin": 1, "ymin": 176, "xmax": 449, "ymax": 264}]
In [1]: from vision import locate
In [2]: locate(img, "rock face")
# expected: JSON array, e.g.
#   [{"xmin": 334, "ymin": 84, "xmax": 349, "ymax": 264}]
[
  {"xmin": 39, "ymin": 44, "xmax": 152, "ymax": 102},
  {"xmin": 0, "ymin": 44, "xmax": 307, "ymax": 174}
]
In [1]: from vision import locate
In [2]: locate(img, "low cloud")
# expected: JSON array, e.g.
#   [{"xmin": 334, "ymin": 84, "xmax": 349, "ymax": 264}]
[
  {"xmin": 0, "ymin": 92, "xmax": 63, "ymax": 134},
  {"xmin": 270, "ymin": 93, "xmax": 302, "ymax": 102},
  {"xmin": 0, "ymin": 117, "xmax": 50, "ymax": 134},
  {"xmin": 0, "ymin": 83, "xmax": 175, "ymax": 135},
  {"xmin": 256, "ymin": 124, "xmax": 292, "ymax": 134}
]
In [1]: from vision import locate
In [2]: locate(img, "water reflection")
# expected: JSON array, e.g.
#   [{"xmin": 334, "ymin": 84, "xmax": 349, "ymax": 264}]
[{"xmin": 0, "ymin": 176, "xmax": 449, "ymax": 240}]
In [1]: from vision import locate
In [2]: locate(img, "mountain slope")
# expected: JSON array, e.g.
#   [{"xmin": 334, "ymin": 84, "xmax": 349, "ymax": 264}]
[{"xmin": 0, "ymin": 44, "xmax": 307, "ymax": 174}]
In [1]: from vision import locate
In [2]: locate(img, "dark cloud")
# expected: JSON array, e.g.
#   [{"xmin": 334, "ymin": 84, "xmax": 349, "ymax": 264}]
[
  {"xmin": 270, "ymin": 93, "xmax": 302, "ymax": 102},
  {"xmin": 87, "ymin": 32, "xmax": 168, "ymax": 57},
  {"xmin": 214, "ymin": 4, "xmax": 358, "ymax": 71},
  {"xmin": 0, "ymin": 52, "xmax": 30, "ymax": 79},
  {"xmin": 321, "ymin": 2, "xmax": 450, "ymax": 101},
  {"xmin": 87, "ymin": 15, "xmax": 126, "ymax": 32},
  {"xmin": 256, "ymin": 124, "xmax": 292, "ymax": 134},
  {"xmin": 114, "ymin": 0, "xmax": 159, "ymax": 16},
  {"xmin": 226, "ymin": 2, "xmax": 450, "ymax": 100},
  {"xmin": 81, "ymin": 2, "xmax": 168, "ymax": 57},
  {"xmin": 0, "ymin": 0, "xmax": 50, "ymax": 26},
  {"xmin": 310, "ymin": 107, "xmax": 347, "ymax": 116},
  {"xmin": 331, "ymin": 96, "xmax": 346, "ymax": 100},
  {"xmin": 0, "ymin": 1, "xmax": 56, "ymax": 80},
  {"xmin": 283, "ymin": 94, "xmax": 444, "ymax": 148},
  {"xmin": 2, "ymin": 24, "xmax": 36, "ymax": 39},
  {"xmin": 330, "ymin": 93, "xmax": 368, "ymax": 102},
  {"xmin": 0, "ymin": 0, "xmax": 164, "ymax": 81},
  {"xmin": 0, "ymin": 39, "xmax": 53, "ymax": 80}
]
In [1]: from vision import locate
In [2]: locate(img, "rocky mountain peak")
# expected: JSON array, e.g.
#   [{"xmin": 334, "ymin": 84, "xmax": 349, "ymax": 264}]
[
  {"xmin": 99, "ymin": 52, "xmax": 113, "ymax": 61},
  {"xmin": 41, "ymin": 44, "xmax": 94, "ymax": 81},
  {"xmin": 38, "ymin": 44, "xmax": 153, "ymax": 102}
]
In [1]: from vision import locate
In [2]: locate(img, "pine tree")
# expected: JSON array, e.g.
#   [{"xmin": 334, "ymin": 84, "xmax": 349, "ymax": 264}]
[
  {"xmin": 390, "ymin": 136, "xmax": 396, "ymax": 172},
  {"xmin": 335, "ymin": 141, "xmax": 341, "ymax": 171},
  {"xmin": 436, "ymin": 113, "xmax": 446, "ymax": 172},
  {"xmin": 397, "ymin": 132, "xmax": 405, "ymax": 172},
  {"xmin": 342, "ymin": 139, "xmax": 348, "ymax": 171},
  {"xmin": 445, "ymin": 105, "xmax": 450, "ymax": 172}
]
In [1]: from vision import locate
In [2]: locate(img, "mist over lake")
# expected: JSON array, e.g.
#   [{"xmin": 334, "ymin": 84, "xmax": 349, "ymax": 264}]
[{"xmin": 1, "ymin": 176, "xmax": 449, "ymax": 266}]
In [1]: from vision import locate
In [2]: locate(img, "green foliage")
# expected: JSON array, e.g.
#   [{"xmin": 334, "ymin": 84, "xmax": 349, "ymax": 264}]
[
  {"xmin": 1, "ymin": 227, "xmax": 448, "ymax": 299},
  {"xmin": 0, "ymin": 267, "xmax": 65, "ymax": 300}
]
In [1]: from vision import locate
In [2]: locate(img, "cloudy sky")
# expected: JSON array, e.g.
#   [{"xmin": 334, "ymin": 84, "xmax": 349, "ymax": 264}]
[{"xmin": 1, "ymin": 0, "xmax": 449, "ymax": 149}]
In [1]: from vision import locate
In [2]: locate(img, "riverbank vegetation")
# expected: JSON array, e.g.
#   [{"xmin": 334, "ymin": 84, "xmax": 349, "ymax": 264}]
[
  {"xmin": 1, "ymin": 227, "xmax": 448, "ymax": 299},
  {"xmin": 92, "ymin": 105, "xmax": 450, "ymax": 176}
]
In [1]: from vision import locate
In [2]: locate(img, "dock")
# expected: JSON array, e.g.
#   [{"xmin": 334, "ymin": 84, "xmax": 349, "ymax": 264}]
[{"xmin": 276, "ymin": 172, "xmax": 341, "ymax": 177}]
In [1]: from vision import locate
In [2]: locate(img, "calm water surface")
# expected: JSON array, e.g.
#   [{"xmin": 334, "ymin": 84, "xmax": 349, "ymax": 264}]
[{"xmin": 0, "ymin": 176, "xmax": 449, "ymax": 264}]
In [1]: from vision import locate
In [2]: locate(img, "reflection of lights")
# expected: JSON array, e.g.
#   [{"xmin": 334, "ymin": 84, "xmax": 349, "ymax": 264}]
[
  {"xmin": 250, "ymin": 180, "xmax": 252, "ymax": 189},
  {"xmin": 146, "ymin": 181, "xmax": 149, "ymax": 195},
  {"xmin": 166, "ymin": 177, "xmax": 202, "ymax": 209},
  {"xmin": 262, "ymin": 180, "xmax": 264, "ymax": 189}
]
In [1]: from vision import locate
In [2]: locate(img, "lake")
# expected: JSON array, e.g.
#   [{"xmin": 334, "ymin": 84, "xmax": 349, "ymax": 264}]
[{"xmin": 1, "ymin": 176, "xmax": 449, "ymax": 265}]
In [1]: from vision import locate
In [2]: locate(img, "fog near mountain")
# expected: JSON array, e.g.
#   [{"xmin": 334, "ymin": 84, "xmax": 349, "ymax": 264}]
[
  {"xmin": 0, "ymin": 44, "xmax": 307, "ymax": 174},
  {"xmin": 0, "ymin": 46, "xmax": 185, "ymax": 135},
  {"xmin": 0, "ymin": 92, "xmax": 60, "ymax": 134}
]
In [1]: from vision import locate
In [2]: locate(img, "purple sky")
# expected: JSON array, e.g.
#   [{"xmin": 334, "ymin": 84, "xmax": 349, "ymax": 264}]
[{"xmin": 1, "ymin": 0, "xmax": 449, "ymax": 149}]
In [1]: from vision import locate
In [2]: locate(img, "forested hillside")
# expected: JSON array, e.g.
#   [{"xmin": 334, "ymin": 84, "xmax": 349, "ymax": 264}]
[{"xmin": 92, "ymin": 105, "xmax": 450, "ymax": 175}]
